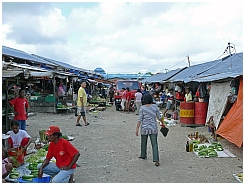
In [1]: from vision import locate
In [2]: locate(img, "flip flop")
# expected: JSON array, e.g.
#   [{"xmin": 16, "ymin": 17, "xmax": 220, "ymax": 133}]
[
  {"xmin": 85, "ymin": 122, "xmax": 90, "ymax": 126},
  {"xmin": 75, "ymin": 124, "xmax": 82, "ymax": 126}
]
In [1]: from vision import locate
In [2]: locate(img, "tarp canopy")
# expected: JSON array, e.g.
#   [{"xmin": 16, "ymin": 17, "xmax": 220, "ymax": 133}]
[
  {"xmin": 30, "ymin": 71, "xmax": 53, "ymax": 77},
  {"xmin": 216, "ymin": 76, "xmax": 243, "ymax": 148},
  {"xmin": 206, "ymin": 81, "xmax": 231, "ymax": 128}
]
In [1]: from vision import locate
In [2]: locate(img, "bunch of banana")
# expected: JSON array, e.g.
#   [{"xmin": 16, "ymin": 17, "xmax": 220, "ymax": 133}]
[
  {"xmin": 210, "ymin": 142, "xmax": 223, "ymax": 151},
  {"xmin": 9, "ymin": 171, "xmax": 20, "ymax": 179},
  {"xmin": 30, "ymin": 169, "xmax": 39, "ymax": 178},
  {"xmin": 192, "ymin": 140, "xmax": 200, "ymax": 144},
  {"xmin": 196, "ymin": 145, "xmax": 218, "ymax": 157},
  {"xmin": 22, "ymin": 175, "xmax": 34, "ymax": 182},
  {"xmin": 194, "ymin": 144, "xmax": 207, "ymax": 152}
]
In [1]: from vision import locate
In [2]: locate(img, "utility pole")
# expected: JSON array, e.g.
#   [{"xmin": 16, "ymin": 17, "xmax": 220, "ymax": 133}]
[
  {"xmin": 186, "ymin": 55, "xmax": 190, "ymax": 67},
  {"xmin": 227, "ymin": 42, "xmax": 233, "ymax": 68}
]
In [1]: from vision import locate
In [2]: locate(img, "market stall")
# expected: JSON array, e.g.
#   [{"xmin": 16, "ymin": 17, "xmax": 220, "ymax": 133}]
[{"xmin": 4, "ymin": 131, "xmax": 75, "ymax": 183}]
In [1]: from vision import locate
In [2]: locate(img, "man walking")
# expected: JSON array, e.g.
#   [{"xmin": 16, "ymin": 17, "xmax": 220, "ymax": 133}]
[{"xmin": 75, "ymin": 81, "xmax": 89, "ymax": 126}]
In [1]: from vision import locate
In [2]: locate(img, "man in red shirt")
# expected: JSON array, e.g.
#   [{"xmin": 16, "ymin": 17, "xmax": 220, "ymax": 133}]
[
  {"xmin": 8, "ymin": 89, "xmax": 29, "ymax": 130},
  {"xmin": 125, "ymin": 87, "xmax": 132, "ymax": 114},
  {"xmin": 38, "ymin": 126, "xmax": 80, "ymax": 183}
]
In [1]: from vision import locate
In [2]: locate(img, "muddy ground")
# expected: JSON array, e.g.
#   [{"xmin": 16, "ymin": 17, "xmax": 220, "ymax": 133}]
[{"xmin": 26, "ymin": 105, "xmax": 243, "ymax": 183}]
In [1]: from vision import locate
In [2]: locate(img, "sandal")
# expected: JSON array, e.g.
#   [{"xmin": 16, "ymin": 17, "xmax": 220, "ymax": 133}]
[
  {"xmin": 155, "ymin": 162, "xmax": 160, "ymax": 166},
  {"xmin": 138, "ymin": 156, "xmax": 147, "ymax": 159},
  {"xmin": 75, "ymin": 124, "xmax": 82, "ymax": 126},
  {"xmin": 85, "ymin": 122, "xmax": 90, "ymax": 126}
]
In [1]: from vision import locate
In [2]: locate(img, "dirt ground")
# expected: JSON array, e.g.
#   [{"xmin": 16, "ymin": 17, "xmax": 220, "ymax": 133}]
[{"xmin": 26, "ymin": 105, "xmax": 243, "ymax": 183}]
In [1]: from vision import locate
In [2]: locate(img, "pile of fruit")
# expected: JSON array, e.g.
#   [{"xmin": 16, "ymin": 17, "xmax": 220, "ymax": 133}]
[
  {"xmin": 194, "ymin": 142, "xmax": 223, "ymax": 157},
  {"xmin": 9, "ymin": 169, "xmax": 20, "ymax": 180},
  {"xmin": 25, "ymin": 148, "xmax": 47, "ymax": 168}
]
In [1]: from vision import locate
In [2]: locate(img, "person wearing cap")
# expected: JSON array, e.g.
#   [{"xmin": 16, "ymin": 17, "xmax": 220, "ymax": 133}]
[
  {"xmin": 76, "ymin": 81, "xmax": 89, "ymax": 126},
  {"xmin": 37, "ymin": 126, "xmax": 80, "ymax": 183}
]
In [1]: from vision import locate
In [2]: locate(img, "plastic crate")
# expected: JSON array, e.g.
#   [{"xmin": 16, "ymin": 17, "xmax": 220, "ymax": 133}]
[
  {"xmin": 18, "ymin": 176, "xmax": 51, "ymax": 183},
  {"xmin": 45, "ymin": 94, "xmax": 55, "ymax": 102}
]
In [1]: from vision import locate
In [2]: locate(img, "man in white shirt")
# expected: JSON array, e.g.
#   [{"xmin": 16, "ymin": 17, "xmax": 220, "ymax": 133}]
[{"xmin": 163, "ymin": 89, "xmax": 175, "ymax": 117}]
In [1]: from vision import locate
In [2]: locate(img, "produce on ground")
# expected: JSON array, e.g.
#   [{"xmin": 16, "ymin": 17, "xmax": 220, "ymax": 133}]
[{"xmin": 194, "ymin": 143, "xmax": 223, "ymax": 157}]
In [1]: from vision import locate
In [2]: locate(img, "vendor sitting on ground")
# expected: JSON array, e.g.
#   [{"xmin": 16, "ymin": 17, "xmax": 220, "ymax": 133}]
[
  {"xmin": 6, "ymin": 120, "xmax": 32, "ymax": 156},
  {"xmin": 38, "ymin": 126, "xmax": 80, "ymax": 183},
  {"xmin": 206, "ymin": 116, "xmax": 217, "ymax": 141}
]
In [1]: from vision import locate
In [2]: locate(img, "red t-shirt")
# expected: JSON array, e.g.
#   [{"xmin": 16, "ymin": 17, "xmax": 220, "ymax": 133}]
[
  {"xmin": 126, "ymin": 91, "xmax": 131, "ymax": 101},
  {"xmin": 9, "ymin": 97, "xmax": 29, "ymax": 120},
  {"xmin": 46, "ymin": 138, "xmax": 79, "ymax": 169}
]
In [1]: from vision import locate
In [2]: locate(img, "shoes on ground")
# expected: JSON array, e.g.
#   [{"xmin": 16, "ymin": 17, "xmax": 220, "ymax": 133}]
[
  {"xmin": 155, "ymin": 162, "xmax": 160, "ymax": 166},
  {"xmin": 138, "ymin": 156, "xmax": 147, "ymax": 159}
]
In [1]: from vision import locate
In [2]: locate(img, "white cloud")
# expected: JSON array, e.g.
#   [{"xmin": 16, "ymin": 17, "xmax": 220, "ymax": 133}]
[{"xmin": 2, "ymin": 2, "xmax": 243, "ymax": 74}]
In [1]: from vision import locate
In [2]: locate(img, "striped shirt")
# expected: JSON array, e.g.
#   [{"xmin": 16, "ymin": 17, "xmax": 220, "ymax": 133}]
[{"xmin": 138, "ymin": 104, "xmax": 161, "ymax": 135}]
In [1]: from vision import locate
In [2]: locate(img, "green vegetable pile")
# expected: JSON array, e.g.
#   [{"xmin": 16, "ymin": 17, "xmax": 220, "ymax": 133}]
[
  {"xmin": 25, "ymin": 148, "xmax": 47, "ymax": 169},
  {"xmin": 57, "ymin": 102, "xmax": 67, "ymax": 108},
  {"xmin": 9, "ymin": 169, "xmax": 20, "ymax": 179},
  {"xmin": 194, "ymin": 142, "xmax": 223, "ymax": 157},
  {"xmin": 22, "ymin": 175, "xmax": 34, "ymax": 182}
]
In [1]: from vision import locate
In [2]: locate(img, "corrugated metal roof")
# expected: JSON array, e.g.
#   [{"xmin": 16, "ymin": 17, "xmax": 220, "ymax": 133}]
[
  {"xmin": 32, "ymin": 54, "xmax": 79, "ymax": 71},
  {"xmin": 193, "ymin": 53, "xmax": 243, "ymax": 82},
  {"xmin": 141, "ymin": 68, "xmax": 186, "ymax": 83},
  {"xmin": 2, "ymin": 46, "xmax": 56, "ymax": 66},
  {"xmin": 168, "ymin": 53, "xmax": 243, "ymax": 83}
]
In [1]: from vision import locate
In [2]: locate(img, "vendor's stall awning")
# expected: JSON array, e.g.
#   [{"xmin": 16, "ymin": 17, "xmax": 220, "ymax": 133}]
[
  {"xmin": 2, "ymin": 70, "xmax": 23, "ymax": 77},
  {"xmin": 30, "ymin": 71, "xmax": 53, "ymax": 78}
]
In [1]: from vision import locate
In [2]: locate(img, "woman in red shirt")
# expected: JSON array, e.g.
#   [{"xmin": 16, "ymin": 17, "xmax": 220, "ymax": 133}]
[{"xmin": 38, "ymin": 126, "xmax": 80, "ymax": 183}]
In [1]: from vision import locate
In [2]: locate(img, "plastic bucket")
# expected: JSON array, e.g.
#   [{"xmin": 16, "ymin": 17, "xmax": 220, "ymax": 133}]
[
  {"xmin": 195, "ymin": 102, "xmax": 208, "ymax": 125},
  {"xmin": 180, "ymin": 102, "xmax": 195, "ymax": 124}
]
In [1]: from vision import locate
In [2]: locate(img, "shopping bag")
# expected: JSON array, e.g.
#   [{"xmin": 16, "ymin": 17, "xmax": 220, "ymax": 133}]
[
  {"xmin": 160, "ymin": 127, "xmax": 169, "ymax": 137},
  {"xmin": 7, "ymin": 147, "xmax": 25, "ymax": 167}
]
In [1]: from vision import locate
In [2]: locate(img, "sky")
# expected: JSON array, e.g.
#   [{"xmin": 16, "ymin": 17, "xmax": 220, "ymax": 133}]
[{"xmin": 2, "ymin": 1, "xmax": 243, "ymax": 74}]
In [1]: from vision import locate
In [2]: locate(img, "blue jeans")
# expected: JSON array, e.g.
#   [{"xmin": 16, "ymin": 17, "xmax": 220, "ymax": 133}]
[
  {"xmin": 140, "ymin": 134, "xmax": 159, "ymax": 162},
  {"xmin": 17, "ymin": 120, "xmax": 26, "ymax": 130},
  {"xmin": 37, "ymin": 162, "xmax": 75, "ymax": 183}
]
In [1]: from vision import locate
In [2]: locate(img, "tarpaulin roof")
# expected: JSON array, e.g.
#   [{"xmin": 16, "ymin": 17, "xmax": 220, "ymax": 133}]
[
  {"xmin": 2, "ymin": 46, "xmax": 56, "ymax": 66},
  {"xmin": 141, "ymin": 68, "xmax": 186, "ymax": 83},
  {"xmin": 216, "ymin": 76, "xmax": 243, "ymax": 148},
  {"xmin": 168, "ymin": 52, "xmax": 243, "ymax": 83}
]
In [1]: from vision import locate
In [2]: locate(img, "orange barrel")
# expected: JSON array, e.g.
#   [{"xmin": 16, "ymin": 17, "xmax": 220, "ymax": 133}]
[
  {"xmin": 180, "ymin": 102, "xmax": 195, "ymax": 124},
  {"xmin": 195, "ymin": 102, "xmax": 208, "ymax": 125}
]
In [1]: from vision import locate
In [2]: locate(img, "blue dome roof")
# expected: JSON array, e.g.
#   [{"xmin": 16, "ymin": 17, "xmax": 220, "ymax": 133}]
[{"xmin": 94, "ymin": 67, "xmax": 106, "ymax": 74}]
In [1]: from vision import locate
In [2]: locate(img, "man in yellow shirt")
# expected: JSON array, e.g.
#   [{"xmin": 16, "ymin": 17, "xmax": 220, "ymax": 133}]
[{"xmin": 76, "ymin": 81, "xmax": 89, "ymax": 126}]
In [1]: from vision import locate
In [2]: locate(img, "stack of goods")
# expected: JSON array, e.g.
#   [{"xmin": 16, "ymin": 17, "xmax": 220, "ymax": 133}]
[{"xmin": 187, "ymin": 133, "xmax": 209, "ymax": 144}]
